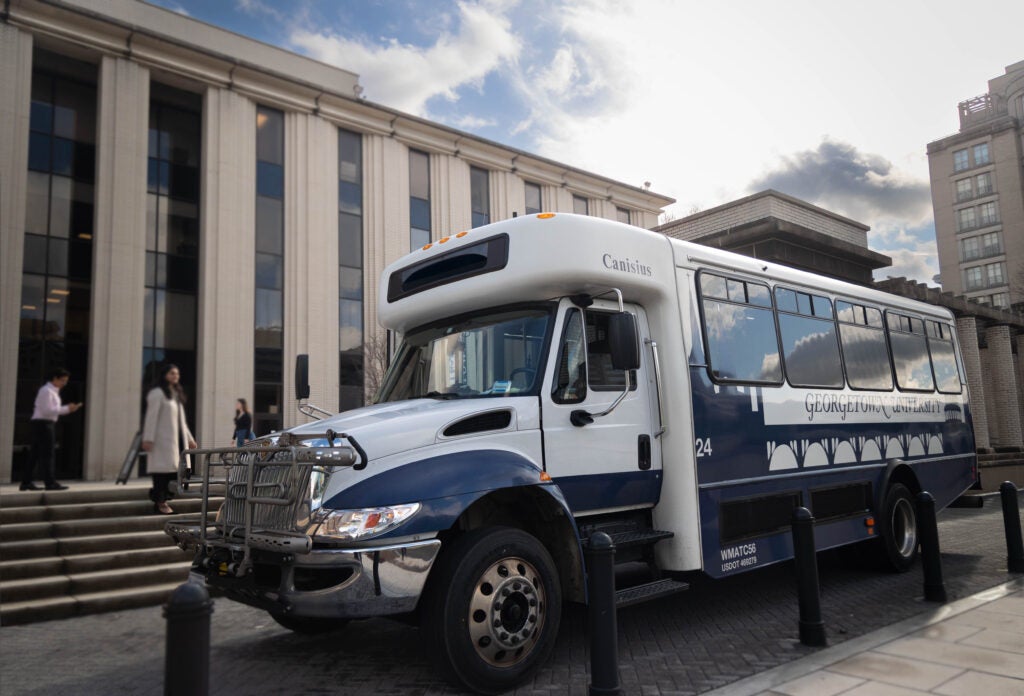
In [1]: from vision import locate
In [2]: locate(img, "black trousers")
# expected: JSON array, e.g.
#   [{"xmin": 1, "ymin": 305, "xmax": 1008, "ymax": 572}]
[
  {"xmin": 150, "ymin": 473, "xmax": 176, "ymax": 504},
  {"xmin": 26, "ymin": 420, "xmax": 57, "ymax": 486}
]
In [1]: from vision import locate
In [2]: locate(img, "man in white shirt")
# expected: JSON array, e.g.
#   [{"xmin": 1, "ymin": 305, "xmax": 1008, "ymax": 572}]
[{"xmin": 21, "ymin": 368, "xmax": 82, "ymax": 491}]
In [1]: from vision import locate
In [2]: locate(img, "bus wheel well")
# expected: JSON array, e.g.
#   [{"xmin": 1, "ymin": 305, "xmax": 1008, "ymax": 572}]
[
  {"xmin": 445, "ymin": 487, "xmax": 585, "ymax": 603},
  {"xmin": 885, "ymin": 463, "xmax": 921, "ymax": 498}
]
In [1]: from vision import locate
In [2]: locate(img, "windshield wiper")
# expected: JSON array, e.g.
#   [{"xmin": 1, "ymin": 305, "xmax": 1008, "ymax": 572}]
[{"xmin": 419, "ymin": 391, "xmax": 461, "ymax": 400}]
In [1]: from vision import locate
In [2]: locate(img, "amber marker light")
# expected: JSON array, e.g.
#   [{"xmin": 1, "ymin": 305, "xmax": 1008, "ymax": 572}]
[
  {"xmin": 537, "ymin": 212, "xmax": 555, "ymax": 219},
  {"xmin": 865, "ymin": 516, "xmax": 876, "ymax": 535},
  {"xmin": 456, "ymin": 231, "xmax": 468, "ymax": 238},
  {"xmin": 422, "ymin": 243, "xmax": 433, "ymax": 250},
  {"xmin": 439, "ymin": 236, "xmax": 451, "ymax": 244},
  {"xmin": 539, "ymin": 471, "xmax": 551, "ymax": 482}
]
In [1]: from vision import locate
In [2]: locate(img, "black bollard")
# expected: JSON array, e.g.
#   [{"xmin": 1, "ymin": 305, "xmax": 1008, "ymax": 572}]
[
  {"xmin": 791, "ymin": 507, "xmax": 826, "ymax": 647},
  {"xmin": 585, "ymin": 532, "xmax": 621, "ymax": 696},
  {"xmin": 916, "ymin": 492, "xmax": 947, "ymax": 603},
  {"xmin": 164, "ymin": 581, "xmax": 213, "ymax": 696},
  {"xmin": 1000, "ymin": 481, "xmax": 1024, "ymax": 573}
]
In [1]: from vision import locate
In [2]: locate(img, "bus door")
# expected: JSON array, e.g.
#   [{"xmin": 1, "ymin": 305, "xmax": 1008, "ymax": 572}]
[{"xmin": 542, "ymin": 298, "xmax": 662, "ymax": 513}]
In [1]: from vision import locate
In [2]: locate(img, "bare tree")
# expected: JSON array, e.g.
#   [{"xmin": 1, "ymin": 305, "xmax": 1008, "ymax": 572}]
[{"xmin": 363, "ymin": 329, "xmax": 395, "ymax": 403}]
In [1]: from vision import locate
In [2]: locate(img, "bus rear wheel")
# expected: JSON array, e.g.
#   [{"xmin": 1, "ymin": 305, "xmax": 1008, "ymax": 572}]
[
  {"xmin": 878, "ymin": 483, "xmax": 918, "ymax": 572},
  {"xmin": 422, "ymin": 527, "xmax": 562, "ymax": 695}
]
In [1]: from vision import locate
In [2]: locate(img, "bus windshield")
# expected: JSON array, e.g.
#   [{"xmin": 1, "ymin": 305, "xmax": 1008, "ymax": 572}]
[{"xmin": 377, "ymin": 305, "xmax": 553, "ymax": 403}]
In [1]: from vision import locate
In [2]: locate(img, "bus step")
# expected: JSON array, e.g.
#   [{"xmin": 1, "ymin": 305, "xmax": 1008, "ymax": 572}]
[
  {"xmin": 615, "ymin": 578, "xmax": 689, "ymax": 608},
  {"xmin": 605, "ymin": 529, "xmax": 674, "ymax": 549}
]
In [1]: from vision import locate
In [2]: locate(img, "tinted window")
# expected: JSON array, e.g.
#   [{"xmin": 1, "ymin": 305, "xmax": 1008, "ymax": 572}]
[
  {"xmin": 887, "ymin": 312, "xmax": 934, "ymax": 391},
  {"xmin": 701, "ymin": 273, "xmax": 781, "ymax": 384},
  {"xmin": 552, "ymin": 309, "xmax": 586, "ymax": 404},
  {"xmin": 839, "ymin": 324, "xmax": 893, "ymax": 390},
  {"xmin": 927, "ymin": 321, "xmax": 961, "ymax": 394},
  {"xmin": 777, "ymin": 313, "xmax": 843, "ymax": 388}
]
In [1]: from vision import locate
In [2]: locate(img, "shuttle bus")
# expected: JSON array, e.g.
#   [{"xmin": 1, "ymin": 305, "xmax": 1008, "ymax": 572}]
[{"xmin": 168, "ymin": 213, "xmax": 976, "ymax": 694}]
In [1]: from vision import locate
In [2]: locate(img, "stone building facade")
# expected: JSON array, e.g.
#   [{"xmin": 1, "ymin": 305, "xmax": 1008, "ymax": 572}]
[
  {"xmin": 927, "ymin": 60, "xmax": 1024, "ymax": 309},
  {"xmin": 0, "ymin": 0, "xmax": 673, "ymax": 482}
]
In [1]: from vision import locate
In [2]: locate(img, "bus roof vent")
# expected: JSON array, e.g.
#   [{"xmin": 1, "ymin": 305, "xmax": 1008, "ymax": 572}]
[{"xmin": 443, "ymin": 410, "xmax": 513, "ymax": 438}]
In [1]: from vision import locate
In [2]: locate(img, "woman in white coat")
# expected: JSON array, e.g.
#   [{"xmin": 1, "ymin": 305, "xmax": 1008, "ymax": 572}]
[{"xmin": 142, "ymin": 364, "xmax": 196, "ymax": 514}]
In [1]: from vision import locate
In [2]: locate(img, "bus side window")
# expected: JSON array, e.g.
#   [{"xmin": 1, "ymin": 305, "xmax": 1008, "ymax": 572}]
[
  {"xmin": 836, "ymin": 301, "xmax": 893, "ymax": 390},
  {"xmin": 886, "ymin": 311, "xmax": 935, "ymax": 392},
  {"xmin": 552, "ymin": 309, "xmax": 587, "ymax": 404},
  {"xmin": 699, "ymin": 272, "xmax": 782, "ymax": 385},
  {"xmin": 927, "ymin": 320, "xmax": 962, "ymax": 394}
]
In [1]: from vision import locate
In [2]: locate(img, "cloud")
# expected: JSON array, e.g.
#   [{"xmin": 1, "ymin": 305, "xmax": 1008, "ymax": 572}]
[
  {"xmin": 289, "ymin": 2, "xmax": 520, "ymax": 115},
  {"xmin": 747, "ymin": 139, "xmax": 932, "ymax": 227},
  {"xmin": 449, "ymin": 115, "xmax": 498, "ymax": 129}
]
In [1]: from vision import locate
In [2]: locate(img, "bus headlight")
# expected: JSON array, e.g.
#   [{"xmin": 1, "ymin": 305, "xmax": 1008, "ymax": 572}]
[{"xmin": 314, "ymin": 503, "xmax": 421, "ymax": 542}]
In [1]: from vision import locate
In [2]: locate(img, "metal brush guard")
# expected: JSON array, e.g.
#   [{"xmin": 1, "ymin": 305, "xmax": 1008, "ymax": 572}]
[{"xmin": 165, "ymin": 431, "xmax": 364, "ymax": 577}]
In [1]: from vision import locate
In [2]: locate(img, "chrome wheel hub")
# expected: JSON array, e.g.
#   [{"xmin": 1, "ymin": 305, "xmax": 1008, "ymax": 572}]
[
  {"xmin": 892, "ymin": 497, "xmax": 917, "ymax": 558},
  {"xmin": 467, "ymin": 556, "xmax": 545, "ymax": 667}
]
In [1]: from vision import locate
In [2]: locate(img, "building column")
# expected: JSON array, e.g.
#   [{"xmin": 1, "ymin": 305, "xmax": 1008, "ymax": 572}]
[
  {"xmin": 364, "ymin": 133, "xmax": 411, "ymax": 339},
  {"xmin": 431, "ymin": 153, "xmax": 471, "ymax": 237},
  {"xmin": 195, "ymin": 87, "xmax": 256, "ymax": 446},
  {"xmin": 985, "ymin": 325, "xmax": 1023, "ymax": 448},
  {"xmin": 956, "ymin": 317, "xmax": 989, "ymax": 450},
  {"xmin": 84, "ymin": 56, "xmax": 149, "ymax": 480},
  {"xmin": 283, "ymin": 112, "xmax": 338, "ymax": 427},
  {"xmin": 0, "ymin": 25, "xmax": 33, "ymax": 483}
]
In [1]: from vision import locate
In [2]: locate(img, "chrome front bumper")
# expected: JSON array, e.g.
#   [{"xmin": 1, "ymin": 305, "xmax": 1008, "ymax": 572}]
[{"xmin": 188, "ymin": 537, "xmax": 441, "ymax": 618}]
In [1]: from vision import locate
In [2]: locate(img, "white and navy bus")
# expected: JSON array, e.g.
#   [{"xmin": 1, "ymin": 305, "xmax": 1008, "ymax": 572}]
[{"xmin": 170, "ymin": 213, "xmax": 976, "ymax": 694}]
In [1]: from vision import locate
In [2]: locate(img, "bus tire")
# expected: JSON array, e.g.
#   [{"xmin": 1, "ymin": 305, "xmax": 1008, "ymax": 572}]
[
  {"xmin": 422, "ymin": 526, "xmax": 562, "ymax": 695},
  {"xmin": 269, "ymin": 612, "xmax": 348, "ymax": 634},
  {"xmin": 878, "ymin": 483, "xmax": 918, "ymax": 572}
]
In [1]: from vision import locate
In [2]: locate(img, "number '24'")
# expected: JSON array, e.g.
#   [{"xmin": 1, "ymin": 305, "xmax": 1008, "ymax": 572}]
[{"xmin": 695, "ymin": 437, "xmax": 713, "ymax": 458}]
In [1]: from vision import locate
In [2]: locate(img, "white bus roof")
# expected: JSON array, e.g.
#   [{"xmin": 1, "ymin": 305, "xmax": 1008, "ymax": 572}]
[{"xmin": 377, "ymin": 213, "xmax": 951, "ymax": 332}]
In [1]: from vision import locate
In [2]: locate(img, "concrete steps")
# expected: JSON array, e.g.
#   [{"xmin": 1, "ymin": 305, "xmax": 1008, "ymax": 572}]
[{"xmin": 0, "ymin": 483, "xmax": 219, "ymax": 626}]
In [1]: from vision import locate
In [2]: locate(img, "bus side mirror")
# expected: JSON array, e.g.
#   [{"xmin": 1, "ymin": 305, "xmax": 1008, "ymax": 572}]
[
  {"xmin": 295, "ymin": 354, "xmax": 311, "ymax": 400},
  {"xmin": 608, "ymin": 312, "xmax": 640, "ymax": 371}
]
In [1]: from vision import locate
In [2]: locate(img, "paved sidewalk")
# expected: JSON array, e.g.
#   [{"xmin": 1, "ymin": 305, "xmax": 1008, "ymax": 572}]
[{"xmin": 708, "ymin": 577, "xmax": 1024, "ymax": 696}]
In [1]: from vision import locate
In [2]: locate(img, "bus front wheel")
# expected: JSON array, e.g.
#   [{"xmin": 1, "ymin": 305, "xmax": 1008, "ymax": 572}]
[
  {"xmin": 878, "ymin": 483, "xmax": 918, "ymax": 572},
  {"xmin": 421, "ymin": 526, "xmax": 562, "ymax": 695}
]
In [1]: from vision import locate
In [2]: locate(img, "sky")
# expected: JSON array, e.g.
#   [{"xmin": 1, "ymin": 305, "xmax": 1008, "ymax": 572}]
[{"xmin": 149, "ymin": 0, "xmax": 1024, "ymax": 285}]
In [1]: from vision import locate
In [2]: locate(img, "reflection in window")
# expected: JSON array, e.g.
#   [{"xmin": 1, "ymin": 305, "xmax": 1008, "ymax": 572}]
[
  {"xmin": 836, "ymin": 301, "xmax": 892, "ymax": 390},
  {"xmin": 927, "ymin": 321, "xmax": 961, "ymax": 394},
  {"xmin": 409, "ymin": 149, "xmax": 430, "ymax": 250},
  {"xmin": 775, "ymin": 288, "xmax": 842, "ymax": 388},
  {"xmin": 144, "ymin": 85, "xmax": 200, "ymax": 395},
  {"xmin": 470, "ymin": 166, "xmax": 489, "ymax": 228},
  {"xmin": 254, "ymin": 106, "xmax": 284, "ymax": 433},
  {"xmin": 700, "ymin": 273, "xmax": 781, "ymax": 384},
  {"xmin": 887, "ymin": 312, "xmax": 934, "ymax": 391},
  {"xmin": 552, "ymin": 309, "xmax": 586, "ymax": 404},
  {"xmin": 586, "ymin": 311, "xmax": 636, "ymax": 391},
  {"xmin": 339, "ymin": 129, "xmax": 364, "ymax": 410},
  {"xmin": 525, "ymin": 182, "xmax": 542, "ymax": 215}
]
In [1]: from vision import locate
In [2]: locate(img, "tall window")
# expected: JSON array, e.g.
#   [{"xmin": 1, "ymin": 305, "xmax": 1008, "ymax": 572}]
[
  {"xmin": 953, "ymin": 149, "xmax": 969, "ymax": 172},
  {"xmin": 980, "ymin": 231, "xmax": 1002, "ymax": 258},
  {"xmin": 978, "ymin": 201, "xmax": 999, "ymax": 226},
  {"xmin": 573, "ymin": 195, "xmax": 589, "ymax": 216},
  {"xmin": 956, "ymin": 207, "xmax": 976, "ymax": 232},
  {"xmin": 470, "ymin": 166, "xmax": 489, "ymax": 227},
  {"xmin": 975, "ymin": 172, "xmax": 993, "ymax": 195},
  {"xmin": 339, "ymin": 130, "xmax": 364, "ymax": 410},
  {"xmin": 959, "ymin": 236, "xmax": 979, "ymax": 261},
  {"xmin": 254, "ymin": 106, "xmax": 284, "ymax": 435},
  {"xmin": 524, "ymin": 182, "xmax": 542, "ymax": 215},
  {"xmin": 972, "ymin": 142, "xmax": 990, "ymax": 166},
  {"xmin": 984, "ymin": 261, "xmax": 1005, "ymax": 287},
  {"xmin": 409, "ymin": 150, "xmax": 430, "ymax": 249},
  {"xmin": 964, "ymin": 266, "xmax": 983, "ymax": 291},
  {"xmin": 955, "ymin": 178, "xmax": 972, "ymax": 202},
  {"xmin": 144, "ymin": 86, "xmax": 200, "ymax": 420},
  {"xmin": 17, "ymin": 51, "xmax": 96, "ymax": 479},
  {"xmin": 616, "ymin": 207, "xmax": 631, "ymax": 224}
]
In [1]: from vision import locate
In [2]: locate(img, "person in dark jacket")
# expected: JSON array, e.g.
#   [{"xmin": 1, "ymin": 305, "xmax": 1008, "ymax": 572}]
[{"xmin": 233, "ymin": 398, "xmax": 253, "ymax": 447}]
